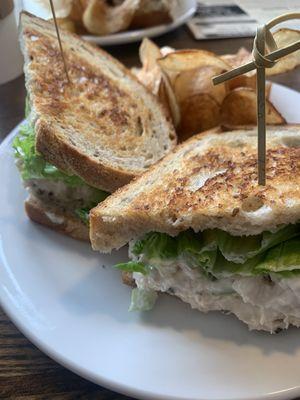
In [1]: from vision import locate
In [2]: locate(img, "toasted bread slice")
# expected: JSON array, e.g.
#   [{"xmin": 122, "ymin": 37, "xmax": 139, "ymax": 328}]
[
  {"xmin": 25, "ymin": 196, "xmax": 89, "ymax": 241},
  {"xmin": 19, "ymin": 12, "xmax": 176, "ymax": 193},
  {"xmin": 90, "ymin": 125, "xmax": 300, "ymax": 251}
]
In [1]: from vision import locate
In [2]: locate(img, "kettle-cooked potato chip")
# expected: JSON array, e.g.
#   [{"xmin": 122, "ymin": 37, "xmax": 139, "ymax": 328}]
[
  {"xmin": 139, "ymin": 37, "xmax": 161, "ymax": 71},
  {"xmin": 157, "ymin": 75, "xmax": 181, "ymax": 127},
  {"xmin": 174, "ymin": 66, "xmax": 228, "ymax": 105},
  {"xmin": 220, "ymin": 87, "xmax": 286, "ymax": 127},
  {"xmin": 133, "ymin": 38, "xmax": 180, "ymax": 127},
  {"xmin": 221, "ymin": 47, "xmax": 256, "ymax": 90},
  {"xmin": 266, "ymin": 28, "xmax": 300, "ymax": 76},
  {"xmin": 133, "ymin": 41, "xmax": 162, "ymax": 95},
  {"xmin": 158, "ymin": 50, "xmax": 230, "ymax": 85},
  {"xmin": 179, "ymin": 93, "xmax": 220, "ymax": 141},
  {"xmin": 82, "ymin": 0, "xmax": 140, "ymax": 35}
]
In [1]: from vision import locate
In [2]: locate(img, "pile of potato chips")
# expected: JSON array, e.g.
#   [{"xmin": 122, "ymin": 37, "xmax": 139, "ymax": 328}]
[
  {"xmin": 133, "ymin": 28, "xmax": 300, "ymax": 141},
  {"xmin": 37, "ymin": 0, "xmax": 172, "ymax": 35}
]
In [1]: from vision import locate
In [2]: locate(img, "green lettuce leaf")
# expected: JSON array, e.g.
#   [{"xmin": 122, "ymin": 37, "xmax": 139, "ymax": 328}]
[
  {"xmin": 13, "ymin": 123, "xmax": 86, "ymax": 186},
  {"xmin": 177, "ymin": 230, "xmax": 217, "ymax": 278},
  {"xmin": 13, "ymin": 122, "xmax": 109, "ymax": 225},
  {"xmin": 25, "ymin": 96, "xmax": 31, "ymax": 119},
  {"xmin": 129, "ymin": 288, "xmax": 158, "ymax": 311},
  {"xmin": 132, "ymin": 232, "xmax": 178, "ymax": 260},
  {"xmin": 74, "ymin": 207, "xmax": 90, "ymax": 225},
  {"xmin": 211, "ymin": 251, "xmax": 264, "ymax": 277},
  {"xmin": 255, "ymin": 237, "xmax": 300, "ymax": 275},
  {"xmin": 217, "ymin": 224, "xmax": 300, "ymax": 264},
  {"xmin": 114, "ymin": 261, "xmax": 149, "ymax": 275},
  {"xmin": 13, "ymin": 123, "xmax": 109, "ymax": 199},
  {"xmin": 206, "ymin": 235, "xmax": 300, "ymax": 278},
  {"xmin": 131, "ymin": 226, "xmax": 300, "ymax": 278},
  {"xmin": 75, "ymin": 189, "xmax": 109, "ymax": 225}
]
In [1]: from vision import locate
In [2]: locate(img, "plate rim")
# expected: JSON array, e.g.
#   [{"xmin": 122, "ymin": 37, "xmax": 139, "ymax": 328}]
[
  {"xmin": 23, "ymin": 0, "xmax": 196, "ymax": 46},
  {"xmin": 2, "ymin": 281, "xmax": 300, "ymax": 400},
  {"xmin": 1, "ymin": 83, "xmax": 300, "ymax": 400},
  {"xmin": 82, "ymin": 0, "xmax": 196, "ymax": 45}
]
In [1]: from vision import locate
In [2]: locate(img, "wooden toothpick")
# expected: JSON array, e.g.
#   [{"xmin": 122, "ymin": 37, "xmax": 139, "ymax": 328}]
[
  {"xmin": 49, "ymin": 0, "xmax": 70, "ymax": 83},
  {"xmin": 256, "ymin": 27, "xmax": 266, "ymax": 185},
  {"xmin": 213, "ymin": 12, "xmax": 300, "ymax": 186}
]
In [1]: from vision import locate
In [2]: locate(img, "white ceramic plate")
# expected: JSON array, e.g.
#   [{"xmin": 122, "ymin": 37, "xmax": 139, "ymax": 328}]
[
  {"xmin": 22, "ymin": 0, "xmax": 196, "ymax": 45},
  {"xmin": 1, "ymin": 83, "xmax": 300, "ymax": 400}
]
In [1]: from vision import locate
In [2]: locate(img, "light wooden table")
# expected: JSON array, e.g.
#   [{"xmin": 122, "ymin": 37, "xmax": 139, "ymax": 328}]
[{"xmin": 0, "ymin": 25, "xmax": 299, "ymax": 399}]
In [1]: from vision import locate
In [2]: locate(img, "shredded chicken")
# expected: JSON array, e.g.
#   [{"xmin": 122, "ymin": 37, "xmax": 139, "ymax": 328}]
[{"xmin": 133, "ymin": 258, "xmax": 300, "ymax": 332}]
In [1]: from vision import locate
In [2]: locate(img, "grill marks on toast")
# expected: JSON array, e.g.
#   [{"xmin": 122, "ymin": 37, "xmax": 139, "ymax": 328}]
[
  {"xmin": 132, "ymin": 146, "xmax": 300, "ymax": 214},
  {"xmin": 90, "ymin": 127, "xmax": 300, "ymax": 251},
  {"xmin": 20, "ymin": 13, "xmax": 176, "ymax": 192}
]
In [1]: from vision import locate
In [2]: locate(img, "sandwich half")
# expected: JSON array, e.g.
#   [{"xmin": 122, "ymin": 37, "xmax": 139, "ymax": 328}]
[
  {"xmin": 13, "ymin": 12, "xmax": 176, "ymax": 240},
  {"xmin": 90, "ymin": 126, "xmax": 300, "ymax": 332}
]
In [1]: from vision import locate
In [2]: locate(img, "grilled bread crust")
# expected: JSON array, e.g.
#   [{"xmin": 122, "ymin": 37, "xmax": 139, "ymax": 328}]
[
  {"xmin": 19, "ymin": 12, "xmax": 176, "ymax": 193},
  {"xmin": 90, "ymin": 125, "xmax": 300, "ymax": 251},
  {"xmin": 25, "ymin": 196, "xmax": 89, "ymax": 241}
]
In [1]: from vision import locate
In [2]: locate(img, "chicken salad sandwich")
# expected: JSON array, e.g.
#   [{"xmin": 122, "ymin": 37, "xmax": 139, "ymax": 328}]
[
  {"xmin": 13, "ymin": 12, "xmax": 176, "ymax": 240},
  {"xmin": 90, "ymin": 126, "xmax": 300, "ymax": 332}
]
